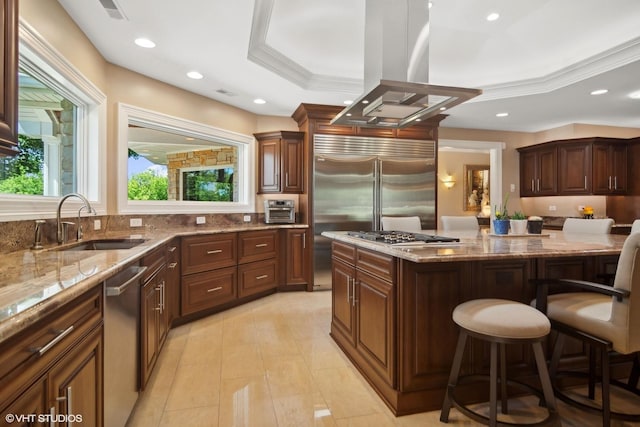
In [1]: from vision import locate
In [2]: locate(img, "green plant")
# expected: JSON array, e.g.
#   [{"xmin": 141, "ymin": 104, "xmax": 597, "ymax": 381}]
[
  {"xmin": 511, "ymin": 211, "xmax": 526, "ymax": 220},
  {"xmin": 494, "ymin": 193, "xmax": 510, "ymax": 220}
]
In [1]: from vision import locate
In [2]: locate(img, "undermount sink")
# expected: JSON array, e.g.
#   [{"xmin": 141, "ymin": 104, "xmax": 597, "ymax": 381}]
[{"xmin": 55, "ymin": 238, "xmax": 147, "ymax": 251}]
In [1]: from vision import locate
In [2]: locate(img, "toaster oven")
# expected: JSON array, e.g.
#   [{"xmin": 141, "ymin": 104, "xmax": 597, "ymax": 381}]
[{"xmin": 264, "ymin": 200, "xmax": 295, "ymax": 224}]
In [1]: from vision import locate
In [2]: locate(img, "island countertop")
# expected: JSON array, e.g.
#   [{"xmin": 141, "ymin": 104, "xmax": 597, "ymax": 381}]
[
  {"xmin": 0, "ymin": 224, "xmax": 307, "ymax": 345},
  {"xmin": 321, "ymin": 229, "xmax": 627, "ymax": 263}
]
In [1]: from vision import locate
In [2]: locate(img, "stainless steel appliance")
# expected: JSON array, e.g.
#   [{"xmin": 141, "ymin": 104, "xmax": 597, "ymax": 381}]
[
  {"xmin": 104, "ymin": 265, "xmax": 147, "ymax": 427},
  {"xmin": 347, "ymin": 230, "xmax": 459, "ymax": 244},
  {"xmin": 264, "ymin": 199, "xmax": 295, "ymax": 224},
  {"xmin": 313, "ymin": 134, "xmax": 436, "ymax": 288}
]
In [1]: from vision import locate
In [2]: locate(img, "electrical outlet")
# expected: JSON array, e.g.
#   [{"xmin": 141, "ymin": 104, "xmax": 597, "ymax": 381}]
[
  {"xmin": 196, "ymin": 216, "xmax": 206, "ymax": 225},
  {"xmin": 243, "ymin": 215, "xmax": 251, "ymax": 222},
  {"xmin": 93, "ymin": 219, "xmax": 101, "ymax": 230},
  {"xmin": 578, "ymin": 205, "xmax": 585, "ymax": 211},
  {"xmin": 548, "ymin": 205, "xmax": 557, "ymax": 211},
  {"xmin": 510, "ymin": 183, "xmax": 515, "ymax": 192},
  {"xmin": 130, "ymin": 218, "xmax": 142, "ymax": 227}
]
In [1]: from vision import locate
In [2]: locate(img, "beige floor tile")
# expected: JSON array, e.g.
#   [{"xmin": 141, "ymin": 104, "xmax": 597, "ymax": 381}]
[
  {"xmin": 264, "ymin": 354, "xmax": 317, "ymax": 398},
  {"xmin": 222, "ymin": 322, "xmax": 258, "ymax": 347},
  {"xmin": 164, "ymin": 362, "xmax": 220, "ymax": 411},
  {"xmin": 218, "ymin": 375, "xmax": 278, "ymax": 427},
  {"xmin": 144, "ymin": 346, "xmax": 182, "ymax": 399},
  {"xmin": 312, "ymin": 367, "xmax": 380, "ymax": 419},
  {"xmin": 220, "ymin": 344, "xmax": 265, "ymax": 379},
  {"xmin": 127, "ymin": 394, "xmax": 166, "ymax": 427},
  {"xmin": 158, "ymin": 405, "xmax": 219, "ymax": 427},
  {"xmin": 179, "ymin": 334, "xmax": 223, "ymax": 367},
  {"xmin": 272, "ymin": 393, "xmax": 337, "ymax": 427},
  {"xmin": 296, "ymin": 336, "xmax": 350, "ymax": 371},
  {"xmin": 334, "ymin": 412, "xmax": 398, "ymax": 427}
]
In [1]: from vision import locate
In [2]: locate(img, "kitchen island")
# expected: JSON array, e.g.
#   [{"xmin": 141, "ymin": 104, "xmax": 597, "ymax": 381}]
[{"xmin": 322, "ymin": 229, "xmax": 627, "ymax": 416}]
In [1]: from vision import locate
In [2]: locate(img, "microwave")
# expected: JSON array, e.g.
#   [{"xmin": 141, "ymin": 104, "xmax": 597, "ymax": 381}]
[{"xmin": 264, "ymin": 200, "xmax": 295, "ymax": 224}]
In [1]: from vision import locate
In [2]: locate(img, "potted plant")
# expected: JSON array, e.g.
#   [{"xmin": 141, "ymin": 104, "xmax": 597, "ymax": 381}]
[
  {"xmin": 493, "ymin": 193, "xmax": 510, "ymax": 235},
  {"xmin": 510, "ymin": 211, "xmax": 528, "ymax": 235}
]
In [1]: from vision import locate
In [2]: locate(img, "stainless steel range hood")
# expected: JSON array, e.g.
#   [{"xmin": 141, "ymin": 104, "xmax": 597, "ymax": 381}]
[{"xmin": 331, "ymin": 0, "xmax": 481, "ymax": 129}]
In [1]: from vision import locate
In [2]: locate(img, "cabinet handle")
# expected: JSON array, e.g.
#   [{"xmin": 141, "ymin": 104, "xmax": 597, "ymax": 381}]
[
  {"xmin": 608, "ymin": 175, "xmax": 612, "ymax": 190},
  {"xmin": 160, "ymin": 280, "xmax": 165, "ymax": 312},
  {"xmin": 351, "ymin": 280, "xmax": 357, "ymax": 307},
  {"xmin": 256, "ymin": 274, "xmax": 268, "ymax": 280},
  {"xmin": 207, "ymin": 249, "xmax": 222, "ymax": 254},
  {"xmin": 584, "ymin": 176, "xmax": 587, "ymax": 189},
  {"xmin": 168, "ymin": 246, "xmax": 177, "ymax": 252},
  {"xmin": 49, "ymin": 406, "xmax": 56, "ymax": 427},
  {"xmin": 347, "ymin": 277, "xmax": 351, "ymax": 303},
  {"xmin": 66, "ymin": 386, "xmax": 72, "ymax": 426},
  {"xmin": 255, "ymin": 243, "xmax": 268, "ymax": 248},
  {"xmin": 531, "ymin": 179, "xmax": 534, "ymax": 193},
  {"xmin": 207, "ymin": 286, "xmax": 223, "ymax": 293},
  {"xmin": 31, "ymin": 325, "xmax": 74, "ymax": 356},
  {"xmin": 302, "ymin": 232, "xmax": 306, "ymax": 249},
  {"xmin": 536, "ymin": 178, "xmax": 540, "ymax": 192},
  {"xmin": 614, "ymin": 176, "xmax": 618, "ymax": 190},
  {"xmin": 168, "ymin": 262, "xmax": 178, "ymax": 269},
  {"xmin": 286, "ymin": 172, "xmax": 289, "ymax": 187}
]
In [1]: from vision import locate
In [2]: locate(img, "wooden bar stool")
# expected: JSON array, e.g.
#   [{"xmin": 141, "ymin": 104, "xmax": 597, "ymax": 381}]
[{"xmin": 440, "ymin": 299, "xmax": 561, "ymax": 426}]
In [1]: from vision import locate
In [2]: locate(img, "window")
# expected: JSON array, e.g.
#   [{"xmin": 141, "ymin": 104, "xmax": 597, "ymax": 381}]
[
  {"xmin": 181, "ymin": 166, "xmax": 234, "ymax": 202},
  {"xmin": 0, "ymin": 23, "xmax": 106, "ymax": 221}
]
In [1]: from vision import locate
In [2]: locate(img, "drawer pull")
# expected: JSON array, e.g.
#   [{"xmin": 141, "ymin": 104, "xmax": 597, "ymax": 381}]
[
  {"xmin": 168, "ymin": 246, "xmax": 177, "ymax": 252},
  {"xmin": 31, "ymin": 325, "xmax": 74, "ymax": 356},
  {"xmin": 255, "ymin": 243, "xmax": 268, "ymax": 248},
  {"xmin": 207, "ymin": 249, "xmax": 223, "ymax": 254},
  {"xmin": 256, "ymin": 274, "xmax": 268, "ymax": 280},
  {"xmin": 207, "ymin": 286, "xmax": 223, "ymax": 293},
  {"xmin": 168, "ymin": 262, "xmax": 178, "ymax": 269}
]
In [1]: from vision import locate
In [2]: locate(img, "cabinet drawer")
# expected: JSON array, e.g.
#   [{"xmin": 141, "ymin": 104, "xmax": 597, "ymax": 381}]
[
  {"xmin": 181, "ymin": 233, "xmax": 237, "ymax": 275},
  {"xmin": 238, "ymin": 259, "xmax": 278, "ymax": 298},
  {"xmin": 181, "ymin": 266, "xmax": 237, "ymax": 315},
  {"xmin": 238, "ymin": 230, "xmax": 277, "ymax": 264},
  {"xmin": 0, "ymin": 285, "xmax": 102, "ymax": 404},
  {"xmin": 332, "ymin": 241, "xmax": 356, "ymax": 266},
  {"xmin": 142, "ymin": 245, "xmax": 166, "ymax": 281},
  {"xmin": 356, "ymin": 248, "xmax": 396, "ymax": 284}
]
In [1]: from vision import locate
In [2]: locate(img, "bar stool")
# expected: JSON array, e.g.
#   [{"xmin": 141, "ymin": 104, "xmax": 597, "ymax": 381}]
[{"xmin": 440, "ymin": 299, "xmax": 561, "ymax": 426}]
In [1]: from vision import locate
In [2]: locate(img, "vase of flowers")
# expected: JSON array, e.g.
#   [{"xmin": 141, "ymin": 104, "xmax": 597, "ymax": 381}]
[
  {"xmin": 510, "ymin": 211, "xmax": 528, "ymax": 235},
  {"xmin": 493, "ymin": 193, "xmax": 510, "ymax": 235}
]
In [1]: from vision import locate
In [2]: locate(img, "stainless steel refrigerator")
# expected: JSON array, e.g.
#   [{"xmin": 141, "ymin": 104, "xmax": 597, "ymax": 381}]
[{"xmin": 313, "ymin": 135, "xmax": 436, "ymax": 288}]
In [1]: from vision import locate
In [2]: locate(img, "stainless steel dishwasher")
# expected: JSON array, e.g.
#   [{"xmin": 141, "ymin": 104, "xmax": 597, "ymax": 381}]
[{"xmin": 104, "ymin": 265, "xmax": 147, "ymax": 427}]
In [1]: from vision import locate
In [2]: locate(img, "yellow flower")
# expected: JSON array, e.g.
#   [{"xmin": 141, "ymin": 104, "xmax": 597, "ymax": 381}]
[{"xmin": 583, "ymin": 206, "xmax": 594, "ymax": 215}]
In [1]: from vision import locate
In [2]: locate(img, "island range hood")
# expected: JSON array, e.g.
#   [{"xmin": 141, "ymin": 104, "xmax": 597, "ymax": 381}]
[{"xmin": 331, "ymin": 0, "xmax": 482, "ymax": 129}]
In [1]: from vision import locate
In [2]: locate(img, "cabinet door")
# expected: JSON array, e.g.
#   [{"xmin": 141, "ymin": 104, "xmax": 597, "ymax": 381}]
[
  {"xmin": 285, "ymin": 229, "xmax": 307, "ymax": 286},
  {"xmin": 157, "ymin": 267, "xmax": 169, "ymax": 350},
  {"xmin": 258, "ymin": 138, "xmax": 281, "ymax": 193},
  {"xmin": 536, "ymin": 146, "xmax": 558, "ymax": 195},
  {"xmin": 610, "ymin": 144, "xmax": 628, "ymax": 193},
  {"xmin": 331, "ymin": 258, "xmax": 356, "ymax": 345},
  {"xmin": 558, "ymin": 142, "xmax": 591, "ymax": 194},
  {"xmin": 181, "ymin": 266, "xmax": 237, "ymax": 315},
  {"xmin": 166, "ymin": 241, "xmax": 180, "ymax": 325},
  {"xmin": 238, "ymin": 258, "xmax": 278, "ymax": 298},
  {"xmin": 49, "ymin": 326, "xmax": 103, "ymax": 427},
  {"xmin": 141, "ymin": 278, "xmax": 159, "ymax": 388},
  {"xmin": 0, "ymin": 0, "xmax": 19, "ymax": 155},
  {"xmin": 519, "ymin": 151, "xmax": 537, "ymax": 196},
  {"xmin": 181, "ymin": 233, "xmax": 237, "ymax": 275},
  {"xmin": 281, "ymin": 137, "xmax": 304, "ymax": 193},
  {"xmin": 0, "ymin": 377, "xmax": 47, "ymax": 427},
  {"xmin": 355, "ymin": 270, "xmax": 395, "ymax": 386},
  {"xmin": 238, "ymin": 230, "xmax": 278, "ymax": 264},
  {"xmin": 593, "ymin": 143, "xmax": 628, "ymax": 194}
]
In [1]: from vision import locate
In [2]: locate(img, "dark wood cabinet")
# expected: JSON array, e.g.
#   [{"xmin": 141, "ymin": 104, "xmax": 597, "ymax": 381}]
[
  {"xmin": 255, "ymin": 131, "xmax": 305, "ymax": 193},
  {"xmin": 166, "ymin": 240, "xmax": 180, "ymax": 326},
  {"xmin": 238, "ymin": 230, "xmax": 278, "ymax": 297},
  {"xmin": 284, "ymin": 229, "xmax": 308, "ymax": 289},
  {"xmin": 0, "ymin": 0, "xmax": 19, "ymax": 156},
  {"xmin": 593, "ymin": 142, "xmax": 628, "ymax": 194},
  {"xmin": 0, "ymin": 286, "xmax": 103, "ymax": 426},
  {"xmin": 558, "ymin": 141, "xmax": 591, "ymax": 195},
  {"xmin": 519, "ymin": 145, "xmax": 557, "ymax": 196}
]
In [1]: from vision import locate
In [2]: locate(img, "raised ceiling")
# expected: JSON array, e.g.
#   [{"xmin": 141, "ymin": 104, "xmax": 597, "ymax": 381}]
[{"xmin": 57, "ymin": 0, "xmax": 640, "ymax": 132}]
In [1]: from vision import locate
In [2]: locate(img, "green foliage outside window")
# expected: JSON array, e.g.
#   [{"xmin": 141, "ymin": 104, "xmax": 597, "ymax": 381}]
[
  {"xmin": 0, "ymin": 135, "xmax": 45, "ymax": 195},
  {"xmin": 182, "ymin": 168, "xmax": 233, "ymax": 201},
  {"xmin": 127, "ymin": 170, "xmax": 168, "ymax": 200}
]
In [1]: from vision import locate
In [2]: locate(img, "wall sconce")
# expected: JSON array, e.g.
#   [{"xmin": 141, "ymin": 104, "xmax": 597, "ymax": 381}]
[{"xmin": 441, "ymin": 175, "xmax": 456, "ymax": 189}]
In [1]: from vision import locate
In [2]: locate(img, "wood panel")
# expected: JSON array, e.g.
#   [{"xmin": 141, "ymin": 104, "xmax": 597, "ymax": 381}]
[
  {"xmin": 558, "ymin": 142, "xmax": 591, "ymax": 194},
  {"xmin": 238, "ymin": 230, "xmax": 277, "ymax": 264},
  {"xmin": 181, "ymin": 233, "xmax": 237, "ymax": 275},
  {"xmin": 238, "ymin": 258, "xmax": 278, "ymax": 298},
  {"xmin": 331, "ymin": 258, "xmax": 356, "ymax": 345},
  {"xmin": 181, "ymin": 266, "xmax": 237, "ymax": 315}
]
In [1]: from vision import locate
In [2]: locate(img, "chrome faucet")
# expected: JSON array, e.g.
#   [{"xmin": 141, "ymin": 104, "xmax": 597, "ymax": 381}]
[{"xmin": 56, "ymin": 193, "xmax": 94, "ymax": 244}]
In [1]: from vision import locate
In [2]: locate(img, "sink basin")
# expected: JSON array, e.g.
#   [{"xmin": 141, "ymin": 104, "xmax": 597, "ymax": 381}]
[{"xmin": 55, "ymin": 238, "xmax": 147, "ymax": 251}]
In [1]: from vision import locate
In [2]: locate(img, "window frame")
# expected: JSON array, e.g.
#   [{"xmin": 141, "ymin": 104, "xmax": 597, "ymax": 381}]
[
  {"xmin": 117, "ymin": 103, "xmax": 255, "ymax": 214},
  {"xmin": 0, "ymin": 20, "xmax": 107, "ymax": 221},
  {"xmin": 178, "ymin": 164, "xmax": 235, "ymax": 202}
]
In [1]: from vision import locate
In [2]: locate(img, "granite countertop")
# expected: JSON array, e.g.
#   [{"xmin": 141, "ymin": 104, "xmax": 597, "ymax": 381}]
[
  {"xmin": 0, "ymin": 224, "xmax": 307, "ymax": 345},
  {"xmin": 322, "ymin": 229, "xmax": 627, "ymax": 263}
]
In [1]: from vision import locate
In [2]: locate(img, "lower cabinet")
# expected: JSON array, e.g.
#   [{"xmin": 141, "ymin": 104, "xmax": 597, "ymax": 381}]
[
  {"xmin": 182, "ymin": 266, "xmax": 237, "ymax": 315},
  {"xmin": 0, "ymin": 286, "xmax": 103, "ymax": 427},
  {"xmin": 284, "ymin": 229, "xmax": 308, "ymax": 289},
  {"xmin": 330, "ymin": 241, "xmax": 396, "ymax": 387},
  {"xmin": 166, "ymin": 239, "xmax": 181, "ymax": 326},
  {"xmin": 238, "ymin": 258, "xmax": 278, "ymax": 298}
]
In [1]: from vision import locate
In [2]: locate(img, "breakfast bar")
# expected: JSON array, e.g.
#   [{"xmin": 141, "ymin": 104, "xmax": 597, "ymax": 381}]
[{"xmin": 322, "ymin": 229, "xmax": 628, "ymax": 416}]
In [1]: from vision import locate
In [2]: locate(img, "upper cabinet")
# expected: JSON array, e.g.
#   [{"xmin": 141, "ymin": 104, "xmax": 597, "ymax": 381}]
[
  {"xmin": 0, "ymin": 0, "xmax": 19, "ymax": 156},
  {"xmin": 518, "ymin": 137, "xmax": 631, "ymax": 197},
  {"xmin": 255, "ymin": 131, "xmax": 305, "ymax": 194}
]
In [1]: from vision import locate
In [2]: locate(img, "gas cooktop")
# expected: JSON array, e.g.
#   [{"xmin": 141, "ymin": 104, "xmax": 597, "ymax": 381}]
[{"xmin": 347, "ymin": 231, "xmax": 460, "ymax": 244}]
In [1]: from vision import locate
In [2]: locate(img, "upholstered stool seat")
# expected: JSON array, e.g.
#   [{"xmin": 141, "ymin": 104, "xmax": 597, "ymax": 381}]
[{"xmin": 441, "ymin": 299, "xmax": 561, "ymax": 427}]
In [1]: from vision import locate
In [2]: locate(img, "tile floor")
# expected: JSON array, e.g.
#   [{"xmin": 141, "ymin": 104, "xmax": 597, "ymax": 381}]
[{"xmin": 127, "ymin": 291, "xmax": 638, "ymax": 426}]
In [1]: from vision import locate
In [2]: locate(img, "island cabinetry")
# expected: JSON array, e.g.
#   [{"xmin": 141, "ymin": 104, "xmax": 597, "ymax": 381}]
[
  {"xmin": 283, "ymin": 229, "xmax": 308, "ymax": 290},
  {"xmin": 255, "ymin": 131, "xmax": 305, "ymax": 194},
  {"xmin": 519, "ymin": 145, "xmax": 557, "ymax": 196},
  {"xmin": 140, "ymin": 245, "xmax": 168, "ymax": 388},
  {"xmin": 238, "ymin": 230, "xmax": 278, "ymax": 298},
  {"xmin": 331, "ymin": 241, "xmax": 396, "ymax": 387},
  {"xmin": 0, "ymin": 285, "xmax": 103, "ymax": 426},
  {"xmin": 181, "ymin": 233, "xmax": 238, "ymax": 316}
]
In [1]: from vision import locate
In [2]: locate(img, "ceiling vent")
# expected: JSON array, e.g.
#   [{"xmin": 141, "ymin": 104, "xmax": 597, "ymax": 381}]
[
  {"xmin": 98, "ymin": 0, "xmax": 128, "ymax": 20},
  {"xmin": 331, "ymin": 0, "xmax": 481, "ymax": 129}
]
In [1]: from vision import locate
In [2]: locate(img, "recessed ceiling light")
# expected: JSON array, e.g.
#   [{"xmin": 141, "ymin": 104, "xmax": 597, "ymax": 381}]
[
  {"xmin": 439, "ymin": 107, "xmax": 447, "ymax": 111},
  {"xmin": 134, "ymin": 38, "xmax": 155, "ymax": 48},
  {"xmin": 496, "ymin": 112, "xmax": 509, "ymax": 117},
  {"xmin": 629, "ymin": 90, "xmax": 640, "ymax": 99},
  {"xmin": 590, "ymin": 89, "xmax": 608, "ymax": 95},
  {"xmin": 253, "ymin": 98, "xmax": 266, "ymax": 104},
  {"xmin": 428, "ymin": 1, "xmax": 433, "ymax": 8},
  {"xmin": 486, "ymin": 12, "xmax": 500, "ymax": 21},
  {"xmin": 362, "ymin": 100, "xmax": 369, "ymax": 104},
  {"xmin": 346, "ymin": 113, "xmax": 352, "ymax": 117},
  {"xmin": 343, "ymin": 100, "xmax": 353, "ymax": 105},
  {"xmin": 187, "ymin": 71, "xmax": 203, "ymax": 80}
]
